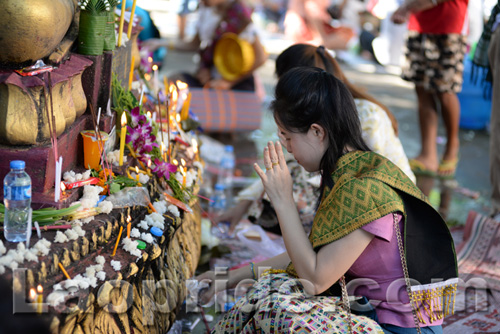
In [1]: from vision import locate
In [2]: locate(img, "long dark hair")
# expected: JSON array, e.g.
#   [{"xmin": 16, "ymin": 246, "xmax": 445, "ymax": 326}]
[
  {"xmin": 275, "ymin": 43, "xmax": 399, "ymax": 135},
  {"xmin": 271, "ymin": 67, "xmax": 371, "ymax": 195}
]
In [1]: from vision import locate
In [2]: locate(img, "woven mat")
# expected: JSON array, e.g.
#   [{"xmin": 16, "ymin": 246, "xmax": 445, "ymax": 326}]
[
  {"xmin": 190, "ymin": 88, "xmax": 262, "ymax": 132},
  {"xmin": 456, "ymin": 211, "xmax": 500, "ymax": 291},
  {"xmin": 443, "ymin": 211, "xmax": 500, "ymax": 333}
]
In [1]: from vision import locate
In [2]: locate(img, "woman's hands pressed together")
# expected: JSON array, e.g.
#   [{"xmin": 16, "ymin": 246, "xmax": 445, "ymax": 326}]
[{"xmin": 254, "ymin": 141, "xmax": 293, "ymax": 208}]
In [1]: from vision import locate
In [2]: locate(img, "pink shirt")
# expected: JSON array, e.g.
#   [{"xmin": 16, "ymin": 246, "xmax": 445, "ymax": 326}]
[{"xmin": 345, "ymin": 213, "xmax": 443, "ymax": 328}]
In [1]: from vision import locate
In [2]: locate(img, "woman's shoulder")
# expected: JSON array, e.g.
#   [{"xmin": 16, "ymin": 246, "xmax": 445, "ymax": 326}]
[{"xmin": 354, "ymin": 98, "xmax": 385, "ymax": 115}]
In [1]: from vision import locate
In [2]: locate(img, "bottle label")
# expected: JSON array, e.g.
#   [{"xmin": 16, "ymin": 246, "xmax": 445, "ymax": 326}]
[{"xmin": 4, "ymin": 185, "xmax": 31, "ymax": 201}]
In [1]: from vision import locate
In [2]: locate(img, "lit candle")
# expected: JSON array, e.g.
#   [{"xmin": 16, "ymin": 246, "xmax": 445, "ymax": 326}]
[
  {"xmin": 37, "ymin": 285, "xmax": 43, "ymax": 314},
  {"xmin": 128, "ymin": 55, "xmax": 135, "ymax": 91},
  {"xmin": 117, "ymin": 1, "xmax": 126, "ymax": 47},
  {"xmin": 176, "ymin": 80, "xmax": 188, "ymax": 110},
  {"xmin": 112, "ymin": 226, "xmax": 124, "ymax": 257},
  {"xmin": 170, "ymin": 85, "xmax": 178, "ymax": 113},
  {"xmin": 135, "ymin": 166, "xmax": 140, "ymax": 182},
  {"xmin": 161, "ymin": 142, "xmax": 166, "ymax": 162},
  {"xmin": 191, "ymin": 138, "xmax": 199, "ymax": 161},
  {"xmin": 119, "ymin": 113, "xmax": 127, "ymax": 166},
  {"xmin": 181, "ymin": 167, "xmax": 186, "ymax": 187},
  {"xmin": 180, "ymin": 92, "xmax": 191, "ymax": 121},
  {"xmin": 127, "ymin": 0, "xmax": 138, "ymax": 39},
  {"xmin": 126, "ymin": 215, "xmax": 131, "ymax": 238},
  {"xmin": 180, "ymin": 160, "xmax": 187, "ymax": 187},
  {"xmin": 147, "ymin": 159, "xmax": 152, "ymax": 176},
  {"xmin": 152, "ymin": 65, "xmax": 159, "ymax": 96},
  {"xmin": 29, "ymin": 288, "xmax": 36, "ymax": 303}
]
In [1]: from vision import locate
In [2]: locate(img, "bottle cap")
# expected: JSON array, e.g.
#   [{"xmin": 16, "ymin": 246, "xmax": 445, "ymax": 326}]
[
  {"xmin": 150, "ymin": 226, "xmax": 163, "ymax": 237},
  {"xmin": 214, "ymin": 183, "xmax": 225, "ymax": 191},
  {"xmin": 136, "ymin": 240, "xmax": 146, "ymax": 249},
  {"xmin": 10, "ymin": 160, "xmax": 25, "ymax": 169}
]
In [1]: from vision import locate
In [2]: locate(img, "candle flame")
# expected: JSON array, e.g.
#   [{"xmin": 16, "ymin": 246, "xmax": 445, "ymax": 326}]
[
  {"xmin": 144, "ymin": 73, "xmax": 151, "ymax": 81},
  {"xmin": 172, "ymin": 159, "xmax": 178, "ymax": 166},
  {"xmin": 171, "ymin": 87, "xmax": 178, "ymax": 103},
  {"xmin": 169, "ymin": 83, "xmax": 176, "ymax": 94},
  {"xmin": 127, "ymin": 215, "xmax": 131, "ymax": 223},
  {"xmin": 37, "ymin": 284, "xmax": 43, "ymax": 294},
  {"xmin": 180, "ymin": 158, "xmax": 186, "ymax": 166},
  {"xmin": 147, "ymin": 159, "xmax": 151, "ymax": 168},
  {"xmin": 191, "ymin": 138, "xmax": 198, "ymax": 152},
  {"xmin": 179, "ymin": 166, "xmax": 186, "ymax": 176},
  {"xmin": 135, "ymin": 166, "xmax": 139, "ymax": 174},
  {"xmin": 176, "ymin": 113, "xmax": 181, "ymax": 123},
  {"xmin": 176, "ymin": 80, "xmax": 188, "ymax": 90},
  {"xmin": 146, "ymin": 111, "xmax": 151, "ymax": 119},
  {"xmin": 152, "ymin": 64, "xmax": 158, "ymax": 71},
  {"xmin": 60, "ymin": 182, "xmax": 66, "ymax": 192},
  {"xmin": 30, "ymin": 288, "xmax": 36, "ymax": 301},
  {"xmin": 148, "ymin": 57, "xmax": 153, "ymax": 63},
  {"xmin": 121, "ymin": 112, "xmax": 127, "ymax": 126}
]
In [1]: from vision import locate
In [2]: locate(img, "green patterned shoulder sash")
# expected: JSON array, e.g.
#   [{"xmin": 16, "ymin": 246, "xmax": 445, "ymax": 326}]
[{"xmin": 309, "ymin": 151, "xmax": 425, "ymax": 249}]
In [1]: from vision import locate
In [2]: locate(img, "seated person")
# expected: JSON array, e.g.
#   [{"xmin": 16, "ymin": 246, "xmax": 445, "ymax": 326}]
[
  {"xmin": 197, "ymin": 67, "xmax": 458, "ymax": 333},
  {"xmin": 142, "ymin": 0, "xmax": 268, "ymax": 91},
  {"xmin": 215, "ymin": 43, "xmax": 415, "ymax": 234}
]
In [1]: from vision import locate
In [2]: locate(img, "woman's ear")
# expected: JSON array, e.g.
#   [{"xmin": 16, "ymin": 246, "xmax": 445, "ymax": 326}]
[{"xmin": 310, "ymin": 123, "xmax": 326, "ymax": 141}]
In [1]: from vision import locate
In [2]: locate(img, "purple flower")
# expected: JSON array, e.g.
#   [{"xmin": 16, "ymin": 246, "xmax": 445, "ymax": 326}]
[
  {"xmin": 152, "ymin": 159, "xmax": 177, "ymax": 179},
  {"xmin": 130, "ymin": 106, "xmax": 147, "ymax": 127},
  {"xmin": 126, "ymin": 121, "xmax": 158, "ymax": 155}
]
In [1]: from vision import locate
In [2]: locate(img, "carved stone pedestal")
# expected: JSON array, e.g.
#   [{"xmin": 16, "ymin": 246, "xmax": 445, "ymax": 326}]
[{"xmin": 0, "ymin": 114, "xmax": 115, "ymax": 209}]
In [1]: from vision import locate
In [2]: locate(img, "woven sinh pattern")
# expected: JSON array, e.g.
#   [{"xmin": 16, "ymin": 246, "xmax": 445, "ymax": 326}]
[{"xmin": 212, "ymin": 272, "xmax": 384, "ymax": 333}]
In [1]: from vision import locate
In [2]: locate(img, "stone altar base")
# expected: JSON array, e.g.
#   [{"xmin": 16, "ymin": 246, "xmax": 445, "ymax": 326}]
[{"xmin": 0, "ymin": 113, "xmax": 115, "ymax": 209}]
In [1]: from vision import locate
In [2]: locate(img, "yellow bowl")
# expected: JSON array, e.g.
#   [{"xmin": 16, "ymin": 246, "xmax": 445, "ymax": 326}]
[{"xmin": 214, "ymin": 33, "xmax": 255, "ymax": 81}]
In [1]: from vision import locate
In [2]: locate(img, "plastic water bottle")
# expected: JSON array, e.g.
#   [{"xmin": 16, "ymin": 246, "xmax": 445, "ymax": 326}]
[
  {"xmin": 218, "ymin": 145, "xmax": 235, "ymax": 205},
  {"xmin": 209, "ymin": 183, "xmax": 227, "ymax": 218},
  {"xmin": 3, "ymin": 160, "xmax": 32, "ymax": 242},
  {"xmin": 209, "ymin": 183, "xmax": 231, "ymax": 238}
]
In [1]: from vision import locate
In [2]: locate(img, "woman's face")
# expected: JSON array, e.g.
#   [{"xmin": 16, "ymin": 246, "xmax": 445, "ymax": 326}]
[{"xmin": 277, "ymin": 123, "xmax": 328, "ymax": 172}]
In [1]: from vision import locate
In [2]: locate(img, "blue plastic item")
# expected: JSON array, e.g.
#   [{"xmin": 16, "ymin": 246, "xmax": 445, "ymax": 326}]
[
  {"xmin": 150, "ymin": 226, "xmax": 163, "ymax": 237},
  {"xmin": 458, "ymin": 58, "xmax": 492, "ymax": 130}
]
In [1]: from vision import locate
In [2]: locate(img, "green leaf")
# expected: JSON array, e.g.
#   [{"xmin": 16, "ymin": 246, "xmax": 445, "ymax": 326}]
[{"xmin": 110, "ymin": 183, "xmax": 122, "ymax": 194}]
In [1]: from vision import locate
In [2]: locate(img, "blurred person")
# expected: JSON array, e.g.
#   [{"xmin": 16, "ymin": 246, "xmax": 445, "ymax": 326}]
[
  {"xmin": 215, "ymin": 43, "xmax": 416, "ymax": 235},
  {"xmin": 473, "ymin": 1, "xmax": 500, "ymax": 219},
  {"xmin": 119, "ymin": 0, "xmax": 166, "ymax": 63},
  {"xmin": 197, "ymin": 67, "xmax": 458, "ymax": 333},
  {"xmin": 177, "ymin": 0, "xmax": 198, "ymax": 41},
  {"xmin": 391, "ymin": 0, "xmax": 469, "ymax": 179},
  {"xmin": 142, "ymin": 0, "xmax": 268, "ymax": 91},
  {"xmin": 283, "ymin": 0, "xmax": 356, "ymax": 49}
]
